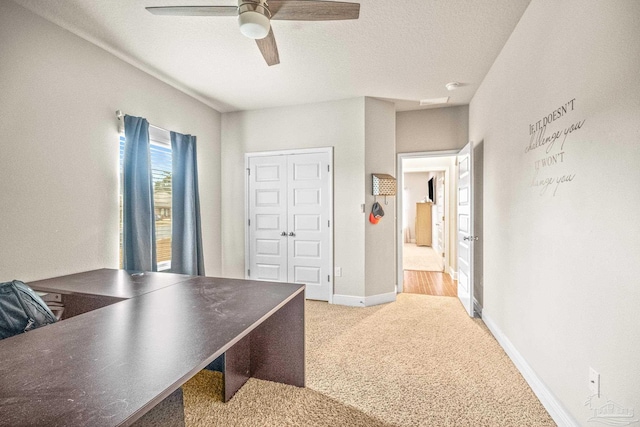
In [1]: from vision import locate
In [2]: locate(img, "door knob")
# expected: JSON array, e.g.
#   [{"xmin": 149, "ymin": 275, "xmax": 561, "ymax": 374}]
[
  {"xmin": 463, "ymin": 236, "xmax": 479, "ymax": 241},
  {"xmin": 281, "ymin": 231, "xmax": 287, "ymax": 236},
  {"xmin": 289, "ymin": 231, "xmax": 296, "ymax": 237}
]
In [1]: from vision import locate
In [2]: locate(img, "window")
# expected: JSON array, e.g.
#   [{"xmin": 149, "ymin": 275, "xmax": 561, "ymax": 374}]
[{"xmin": 119, "ymin": 126, "xmax": 172, "ymax": 270}]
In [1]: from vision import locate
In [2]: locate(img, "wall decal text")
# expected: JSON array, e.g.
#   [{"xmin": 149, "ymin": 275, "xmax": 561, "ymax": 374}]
[{"xmin": 525, "ymin": 98, "xmax": 585, "ymax": 196}]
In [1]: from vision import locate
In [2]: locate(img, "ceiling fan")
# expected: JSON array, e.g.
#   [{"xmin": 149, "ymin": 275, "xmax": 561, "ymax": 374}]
[{"xmin": 146, "ymin": 0, "xmax": 360, "ymax": 66}]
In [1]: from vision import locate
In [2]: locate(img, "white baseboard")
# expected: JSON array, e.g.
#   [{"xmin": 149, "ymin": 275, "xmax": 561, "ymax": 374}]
[
  {"xmin": 448, "ymin": 266, "xmax": 458, "ymax": 280},
  {"xmin": 332, "ymin": 294, "xmax": 365, "ymax": 307},
  {"xmin": 482, "ymin": 311, "xmax": 579, "ymax": 427},
  {"xmin": 364, "ymin": 291, "xmax": 396, "ymax": 306},
  {"xmin": 332, "ymin": 291, "xmax": 396, "ymax": 307}
]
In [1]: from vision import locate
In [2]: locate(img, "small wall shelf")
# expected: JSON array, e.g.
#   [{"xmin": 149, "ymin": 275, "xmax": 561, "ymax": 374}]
[{"xmin": 372, "ymin": 174, "xmax": 396, "ymax": 204}]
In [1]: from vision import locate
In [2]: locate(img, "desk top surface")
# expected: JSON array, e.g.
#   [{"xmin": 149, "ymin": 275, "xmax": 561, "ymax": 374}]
[
  {"xmin": 29, "ymin": 268, "xmax": 192, "ymax": 299},
  {"xmin": 0, "ymin": 271, "xmax": 304, "ymax": 427}
]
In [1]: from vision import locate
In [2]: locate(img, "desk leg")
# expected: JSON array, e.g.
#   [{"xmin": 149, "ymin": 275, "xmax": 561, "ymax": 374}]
[
  {"xmin": 223, "ymin": 334, "xmax": 251, "ymax": 402},
  {"xmin": 250, "ymin": 291, "xmax": 305, "ymax": 387}
]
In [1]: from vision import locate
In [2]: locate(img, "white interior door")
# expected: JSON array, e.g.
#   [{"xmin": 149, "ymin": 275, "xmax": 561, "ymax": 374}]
[
  {"xmin": 436, "ymin": 174, "xmax": 445, "ymax": 257},
  {"xmin": 287, "ymin": 152, "xmax": 331, "ymax": 300},
  {"xmin": 248, "ymin": 155, "xmax": 288, "ymax": 282},
  {"xmin": 457, "ymin": 142, "xmax": 474, "ymax": 316},
  {"xmin": 247, "ymin": 150, "xmax": 332, "ymax": 301}
]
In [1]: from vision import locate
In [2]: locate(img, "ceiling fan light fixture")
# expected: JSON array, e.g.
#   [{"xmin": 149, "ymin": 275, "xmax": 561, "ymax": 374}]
[{"xmin": 238, "ymin": 2, "xmax": 271, "ymax": 39}]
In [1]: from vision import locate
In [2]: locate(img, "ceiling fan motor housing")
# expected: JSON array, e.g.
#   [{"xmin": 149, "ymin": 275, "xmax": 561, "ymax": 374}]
[{"xmin": 238, "ymin": 0, "xmax": 271, "ymax": 39}]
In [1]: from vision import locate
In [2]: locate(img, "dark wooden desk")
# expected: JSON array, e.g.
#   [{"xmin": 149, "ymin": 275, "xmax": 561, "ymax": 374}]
[
  {"xmin": 0, "ymin": 270, "xmax": 305, "ymax": 427},
  {"xmin": 31, "ymin": 268, "xmax": 193, "ymax": 299},
  {"xmin": 30, "ymin": 268, "xmax": 193, "ymax": 319}
]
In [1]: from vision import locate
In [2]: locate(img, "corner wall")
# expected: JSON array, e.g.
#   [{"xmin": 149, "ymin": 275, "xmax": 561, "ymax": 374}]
[
  {"xmin": 470, "ymin": 0, "xmax": 640, "ymax": 424},
  {"xmin": 221, "ymin": 97, "xmax": 397, "ymax": 303},
  {"xmin": 0, "ymin": 2, "xmax": 222, "ymax": 281},
  {"xmin": 364, "ymin": 98, "xmax": 396, "ymax": 298}
]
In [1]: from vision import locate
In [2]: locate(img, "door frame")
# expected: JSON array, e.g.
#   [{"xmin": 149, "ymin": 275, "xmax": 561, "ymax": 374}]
[
  {"xmin": 396, "ymin": 150, "xmax": 459, "ymax": 293},
  {"xmin": 245, "ymin": 147, "xmax": 334, "ymax": 303}
]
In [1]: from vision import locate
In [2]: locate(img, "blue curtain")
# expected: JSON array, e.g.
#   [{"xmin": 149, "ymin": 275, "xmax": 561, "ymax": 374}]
[
  {"xmin": 171, "ymin": 132, "xmax": 205, "ymax": 276},
  {"xmin": 123, "ymin": 115, "xmax": 157, "ymax": 272}
]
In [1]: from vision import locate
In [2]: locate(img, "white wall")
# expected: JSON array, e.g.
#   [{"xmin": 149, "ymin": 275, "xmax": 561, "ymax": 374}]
[
  {"xmin": 396, "ymin": 106, "xmax": 469, "ymax": 153},
  {"xmin": 0, "ymin": 2, "xmax": 222, "ymax": 281},
  {"xmin": 470, "ymin": 0, "xmax": 640, "ymax": 424},
  {"xmin": 364, "ymin": 98, "xmax": 396, "ymax": 298},
  {"xmin": 402, "ymin": 172, "xmax": 430, "ymax": 241},
  {"xmin": 221, "ymin": 98, "xmax": 367, "ymax": 297}
]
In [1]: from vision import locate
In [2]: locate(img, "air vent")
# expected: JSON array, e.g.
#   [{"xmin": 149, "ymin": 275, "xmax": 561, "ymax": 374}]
[{"xmin": 419, "ymin": 97, "xmax": 449, "ymax": 106}]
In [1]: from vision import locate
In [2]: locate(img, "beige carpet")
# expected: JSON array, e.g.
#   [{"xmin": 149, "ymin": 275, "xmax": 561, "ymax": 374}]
[
  {"xmin": 403, "ymin": 243, "xmax": 443, "ymax": 271},
  {"xmin": 182, "ymin": 294, "xmax": 555, "ymax": 426}
]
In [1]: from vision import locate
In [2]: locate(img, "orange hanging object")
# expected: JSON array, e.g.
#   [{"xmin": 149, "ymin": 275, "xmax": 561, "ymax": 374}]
[{"xmin": 369, "ymin": 202, "xmax": 384, "ymax": 224}]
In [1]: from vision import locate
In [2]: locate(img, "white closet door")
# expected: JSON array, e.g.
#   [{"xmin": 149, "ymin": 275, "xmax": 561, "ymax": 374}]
[
  {"xmin": 248, "ymin": 155, "xmax": 288, "ymax": 282},
  {"xmin": 287, "ymin": 152, "xmax": 331, "ymax": 301}
]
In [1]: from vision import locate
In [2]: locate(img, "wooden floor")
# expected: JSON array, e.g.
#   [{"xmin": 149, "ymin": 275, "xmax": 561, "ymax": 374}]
[{"xmin": 403, "ymin": 270, "xmax": 457, "ymax": 297}]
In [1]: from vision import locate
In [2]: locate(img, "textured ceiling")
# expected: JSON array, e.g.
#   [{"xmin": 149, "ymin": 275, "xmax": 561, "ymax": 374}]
[{"xmin": 13, "ymin": 0, "xmax": 531, "ymax": 113}]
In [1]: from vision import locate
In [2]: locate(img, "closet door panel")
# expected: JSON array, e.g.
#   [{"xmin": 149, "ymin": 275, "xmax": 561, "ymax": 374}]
[
  {"xmin": 287, "ymin": 153, "xmax": 331, "ymax": 300},
  {"xmin": 248, "ymin": 155, "xmax": 288, "ymax": 282}
]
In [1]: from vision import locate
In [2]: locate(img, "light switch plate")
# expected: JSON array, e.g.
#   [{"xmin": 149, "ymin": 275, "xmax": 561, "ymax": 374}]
[{"xmin": 589, "ymin": 367, "xmax": 600, "ymax": 397}]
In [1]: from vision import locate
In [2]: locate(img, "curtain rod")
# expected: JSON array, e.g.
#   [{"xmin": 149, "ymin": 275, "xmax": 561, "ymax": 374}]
[{"xmin": 115, "ymin": 110, "xmax": 171, "ymax": 134}]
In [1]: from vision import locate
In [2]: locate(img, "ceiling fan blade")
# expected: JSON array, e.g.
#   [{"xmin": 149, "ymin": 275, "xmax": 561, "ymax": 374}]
[
  {"xmin": 145, "ymin": 6, "xmax": 238, "ymax": 16},
  {"xmin": 256, "ymin": 28, "xmax": 280, "ymax": 66},
  {"xmin": 268, "ymin": 0, "xmax": 360, "ymax": 21}
]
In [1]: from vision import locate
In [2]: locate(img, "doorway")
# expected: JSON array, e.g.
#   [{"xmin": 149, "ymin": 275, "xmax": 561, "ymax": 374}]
[{"xmin": 397, "ymin": 151, "xmax": 458, "ymax": 297}]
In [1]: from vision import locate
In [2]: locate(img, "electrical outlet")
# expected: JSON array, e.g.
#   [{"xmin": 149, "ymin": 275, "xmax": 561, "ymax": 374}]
[
  {"xmin": 589, "ymin": 367, "xmax": 600, "ymax": 397},
  {"xmin": 335, "ymin": 267, "xmax": 342, "ymax": 277}
]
